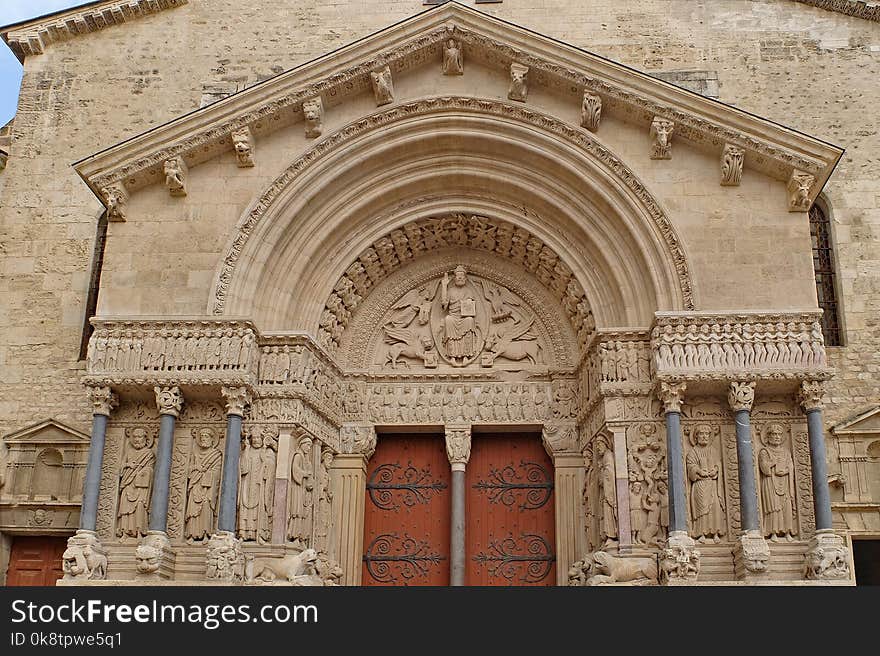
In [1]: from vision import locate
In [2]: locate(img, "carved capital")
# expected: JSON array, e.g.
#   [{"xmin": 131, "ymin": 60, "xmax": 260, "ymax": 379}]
[
  {"xmin": 154, "ymin": 386, "xmax": 183, "ymax": 417},
  {"xmin": 445, "ymin": 425, "xmax": 472, "ymax": 467},
  {"xmin": 542, "ymin": 423, "xmax": 577, "ymax": 455},
  {"xmin": 221, "ymin": 386, "xmax": 251, "ymax": 417},
  {"xmin": 720, "ymin": 143, "xmax": 744, "ymax": 186},
  {"xmin": 727, "ymin": 381, "xmax": 756, "ymax": 413},
  {"xmin": 580, "ymin": 92, "xmax": 601, "ymax": 132},
  {"xmin": 788, "ymin": 169, "xmax": 815, "ymax": 212},
  {"xmin": 101, "ymin": 183, "xmax": 128, "ymax": 222},
  {"xmin": 650, "ymin": 117, "xmax": 674, "ymax": 159},
  {"xmin": 508, "ymin": 62, "xmax": 529, "ymax": 102},
  {"xmin": 798, "ymin": 380, "xmax": 825, "ymax": 412},
  {"xmin": 232, "ymin": 127, "xmax": 255, "ymax": 167},
  {"xmin": 657, "ymin": 382, "xmax": 687, "ymax": 414},
  {"xmin": 340, "ymin": 424, "xmax": 377, "ymax": 460},
  {"xmin": 87, "ymin": 386, "xmax": 118, "ymax": 417},
  {"xmin": 163, "ymin": 156, "xmax": 187, "ymax": 196},
  {"xmin": 804, "ymin": 530, "xmax": 851, "ymax": 581}
]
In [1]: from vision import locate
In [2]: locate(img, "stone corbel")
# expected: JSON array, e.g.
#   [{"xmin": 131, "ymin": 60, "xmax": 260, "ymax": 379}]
[
  {"xmin": 580, "ymin": 92, "xmax": 601, "ymax": 132},
  {"xmin": 340, "ymin": 424, "xmax": 377, "ymax": 461},
  {"xmin": 370, "ymin": 65, "xmax": 394, "ymax": 106},
  {"xmin": 541, "ymin": 423, "xmax": 578, "ymax": 456},
  {"xmin": 720, "ymin": 143, "xmax": 744, "ymax": 186},
  {"xmin": 163, "ymin": 156, "xmax": 187, "ymax": 197},
  {"xmin": 508, "ymin": 62, "xmax": 529, "ymax": 102},
  {"xmin": 788, "ymin": 169, "xmax": 815, "ymax": 212},
  {"xmin": 303, "ymin": 97, "xmax": 324, "ymax": 138},
  {"xmin": 101, "ymin": 183, "xmax": 128, "ymax": 222},
  {"xmin": 650, "ymin": 117, "xmax": 674, "ymax": 160},
  {"xmin": 232, "ymin": 127, "xmax": 255, "ymax": 167}
]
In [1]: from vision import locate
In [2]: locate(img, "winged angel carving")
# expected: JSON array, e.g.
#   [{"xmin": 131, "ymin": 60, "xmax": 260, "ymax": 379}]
[{"xmin": 382, "ymin": 281, "xmax": 439, "ymax": 368}]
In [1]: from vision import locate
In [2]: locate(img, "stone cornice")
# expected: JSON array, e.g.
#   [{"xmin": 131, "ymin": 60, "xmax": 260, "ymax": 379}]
[
  {"xmin": 1, "ymin": 0, "xmax": 188, "ymax": 60},
  {"xmin": 72, "ymin": 3, "xmax": 842, "ymax": 211},
  {"xmin": 792, "ymin": 0, "xmax": 880, "ymax": 22}
]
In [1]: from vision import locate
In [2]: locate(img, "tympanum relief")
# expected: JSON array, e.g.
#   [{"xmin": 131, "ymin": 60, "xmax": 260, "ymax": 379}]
[{"xmin": 373, "ymin": 264, "xmax": 547, "ymax": 371}]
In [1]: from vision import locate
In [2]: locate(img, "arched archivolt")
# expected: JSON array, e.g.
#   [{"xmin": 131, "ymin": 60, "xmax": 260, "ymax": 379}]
[{"xmin": 210, "ymin": 96, "xmax": 695, "ymax": 341}]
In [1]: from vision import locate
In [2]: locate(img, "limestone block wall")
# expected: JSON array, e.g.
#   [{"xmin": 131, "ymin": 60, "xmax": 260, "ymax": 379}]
[{"xmin": 0, "ymin": 0, "xmax": 877, "ymax": 490}]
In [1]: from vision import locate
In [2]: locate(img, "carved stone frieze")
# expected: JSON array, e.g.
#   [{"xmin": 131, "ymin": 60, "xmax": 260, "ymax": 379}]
[
  {"xmin": 595, "ymin": 333, "xmax": 653, "ymax": 394},
  {"xmin": 232, "ymin": 127, "xmax": 255, "ymax": 167},
  {"xmin": 580, "ymin": 92, "xmax": 601, "ymax": 132},
  {"xmin": 651, "ymin": 312, "xmax": 830, "ymax": 381},
  {"xmin": 339, "ymin": 424, "xmax": 377, "ymax": 459},
  {"xmin": 250, "ymin": 398, "xmax": 339, "ymax": 449},
  {"xmin": 370, "ymin": 65, "xmax": 394, "ymax": 106},
  {"xmin": 302, "ymin": 97, "xmax": 324, "ymax": 138},
  {"xmin": 211, "ymin": 98, "xmax": 695, "ymax": 316},
  {"xmin": 542, "ymin": 423, "xmax": 578, "ymax": 455},
  {"xmin": 788, "ymin": 170, "xmax": 815, "ymax": 212},
  {"xmin": 720, "ymin": 143, "xmax": 744, "ymax": 186},
  {"xmin": 627, "ymin": 423, "xmax": 668, "ymax": 546},
  {"xmin": 650, "ymin": 117, "xmax": 674, "ymax": 159},
  {"xmin": 508, "ymin": 62, "xmax": 529, "ymax": 102},
  {"xmin": 163, "ymin": 156, "xmax": 187, "ymax": 196}
]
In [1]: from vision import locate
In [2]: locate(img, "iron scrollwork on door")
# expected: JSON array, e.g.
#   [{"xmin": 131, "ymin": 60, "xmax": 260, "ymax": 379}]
[
  {"xmin": 366, "ymin": 461, "xmax": 447, "ymax": 511},
  {"xmin": 473, "ymin": 533, "xmax": 555, "ymax": 584},
  {"xmin": 363, "ymin": 533, "xmax": 446, "ymax": 584},
  {"xmin": 473, "ymin": 460, "xmax": 553, "ymax": 510}
]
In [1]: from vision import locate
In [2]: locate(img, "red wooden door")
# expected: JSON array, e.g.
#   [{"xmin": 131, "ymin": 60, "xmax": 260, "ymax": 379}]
[
  {"xmin": 466, "ymin": 434, "xmax": 556, "ymax": 586},
  {"xmin": 362, "ymin": 435, "xmax": 450, "ymax": 585},
  {"xmin": 6, "ymin": 536, "xmax": 67, "ymax": 586}
]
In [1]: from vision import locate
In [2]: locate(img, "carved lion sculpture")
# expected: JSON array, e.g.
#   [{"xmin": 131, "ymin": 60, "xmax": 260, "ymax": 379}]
[
  {"xmin": 245, "ymin": 548, "xmax": 319, "ymax": 584},
  {"xmin": 586, "ymin": 551, "xmax": 658, "ymax": 586},
  {"xmin": 62, "ymin": 544, "xmax": 107, "ymax": 581},
  {"xmin": 135, "ymin": 544, "xmax": 162, "ymax": 575}
]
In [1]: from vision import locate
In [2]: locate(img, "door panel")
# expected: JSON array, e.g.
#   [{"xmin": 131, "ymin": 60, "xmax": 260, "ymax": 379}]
[
  {"xmin": 362, "ymin": 435, "xmax": 450, "ymax": 585},
  {"xmin": 466, "ymin": 434, "xmax": 556, "ymax": 586},
  {"xmin": 7, "ymin": 536, "xmax": 66, "ymax": 586}
]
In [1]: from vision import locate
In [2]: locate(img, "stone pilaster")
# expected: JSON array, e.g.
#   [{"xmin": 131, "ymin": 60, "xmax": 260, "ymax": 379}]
[{"xmin": 552, "ymin": 453, "xmax": 585, "ymax": 586}]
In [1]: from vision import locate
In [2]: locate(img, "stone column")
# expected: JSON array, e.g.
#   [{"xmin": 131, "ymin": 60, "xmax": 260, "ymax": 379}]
[
  {"xmin": 657, "ymin": 382, "xmax": 700, "ymax": 584},
  {"xmin": 445, "ymin": 425, "xmax": 471, "ymax": 587},
  {"xmin": 799, "ymin": 381, "xmax": 851, "ymax": 580},
  {"xmin": 136, "ymin": 385, "xmax": 183, "ymax": 580},
  {"xmin": 206, "ymin": 386, "xmax": 251, "ymax": 583},
  {"xmin": 542, "ymin": 423, "xmax": 583, "ymax": 585},
  {"xmin": 62, "ymin": 386, "xmax": 118, "ymax": 582},
  {"xmin": 331, "ymin": 424, "xmax": 376, "ymax": 586},
  {"xmin": 728, "ymin": 381, "xmax": 770, "ymax": 580}
]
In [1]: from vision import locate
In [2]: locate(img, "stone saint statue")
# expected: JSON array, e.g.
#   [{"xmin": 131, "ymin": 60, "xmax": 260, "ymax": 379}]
[
  {"xmin": 314, "ymin": 450, "xmax": 334, "ymax": 552},
  {"xmin": 238, "ymin": 427, "xmax": 276, "ymax": 543},
  {"xmin": 287, "ymin": 435, "xmax": 314, "ymax": 548},
  {"xmin": 442, "ymin": 38, "xmax": 463, "ymax": 75},
  {"xmin": 184, "ymin": 427, "xmax": 223, "ymax": 542},
  {"xmin": 439, "ymin": 265, "xmax": 480, "ymax": 365},
  {"xmin": 685, "ymin": 425, "xmax": 725, "ymax": 543},
  {"xmin": 759, "ymin": 423, "xmax": 797, "ymax": 541},
  {"xmin": 116, "ymin": 427, "xmax": 155, "ymax": 539},
  {"xmin": 595, "ymin": 435, "xmax": 618, "ymax": 548}
]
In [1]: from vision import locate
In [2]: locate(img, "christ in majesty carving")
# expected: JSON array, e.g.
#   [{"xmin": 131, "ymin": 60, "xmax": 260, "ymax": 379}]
[{"xmin": 439, "ymin": 265, "xmax": 480, "ymax": 365}]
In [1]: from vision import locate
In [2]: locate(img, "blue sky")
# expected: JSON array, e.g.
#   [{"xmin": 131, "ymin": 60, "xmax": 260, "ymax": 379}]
[{"xmin": 0, "ymin": 1, "xmax": 93, "ymax": 126}]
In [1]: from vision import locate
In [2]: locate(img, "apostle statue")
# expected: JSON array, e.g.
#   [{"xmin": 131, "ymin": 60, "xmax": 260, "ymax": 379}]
[
  {"xmin": 759, "ymin": 423, "xmax": 797, "ymax": 541},
  {"xmin": 314, "ymin": 449, "xmax": 334, "ymax": 553},
  {"xmin": 184, "ymin": 427, "xmax": 223, "ymax": 542},
  {"xmin": 685, "ymin": 425, "xmax": 725, "ymax": 543},
  {"xmin": 238, "ymin": 426, "xmax": 276, "ymax": 543},
  {"xmin": 595, "ymin": 434, "xmax": 618, "ymax": 548},
  {"xmin": 116, "ymin": 427, "xmax": 155, "ymax": 539},
  {"xmin": 287, "ymin": 435, "xmax": 314, "ymax": 548}
]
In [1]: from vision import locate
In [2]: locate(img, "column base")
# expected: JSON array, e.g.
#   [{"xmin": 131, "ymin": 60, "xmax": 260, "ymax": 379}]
[
  {"xmin": 135, "ymin": 531, "xmax": 175, "ymax": 580},
  {"xmin": 660, "ymin": 531, "xmax": 701, "ymax": 584},
  {"xmin": 804, "ymin": 529, "xmax": 851, "ymax": 581},
  {"xmin": 733, "ymin": 530, "xmax": 770, "ymax": 581},
  {"xmin": 62, "ymin": 530, "xmax": 108, "ymax": 581},
  {"xmin": 205, "ymin": 531, "xmax": 245, "ymax": 583}
]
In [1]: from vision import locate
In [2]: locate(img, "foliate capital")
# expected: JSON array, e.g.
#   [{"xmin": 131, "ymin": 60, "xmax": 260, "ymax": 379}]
[
  {"xmin": 154, "ymin": 386, "xmax": 183, "ymax": 418},
  {"xmin": 445, "ymin": 425, "xmax": 472, "ymax": 468},
  {"xmin": 657, "ymin": 382, "xmax": 687, "ymax": 414},
  {"xmin": 727, "ymin": 381, "xmax": 756, "ymax": 413},
  {"xmin": 87, "ymin": 386, "xmax": 118, "ymax": 417},
  {"xmin": 221, "ymin": 386, "xmax": 251, "ymax": 417},
  {"xmin": 799, "ymin": 380, "xmax": 825, "ymax": 413}
]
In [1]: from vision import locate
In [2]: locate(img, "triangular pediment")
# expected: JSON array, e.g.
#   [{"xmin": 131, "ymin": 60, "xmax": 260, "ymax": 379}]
[
  {"xmin": 73, "ymin": 1, "xmax": 842, "ymax": 212},
  {"xmin": 832, "ymin": 406, "xmax": 880, "ymax": 435},
  {"xmin": 2, "ymin": 418, "xmax": 91, "ymax": 445}
]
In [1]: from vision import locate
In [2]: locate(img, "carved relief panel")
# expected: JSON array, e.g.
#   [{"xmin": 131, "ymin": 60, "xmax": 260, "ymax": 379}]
[{"xmin": 627, "ymin": 423, "xmax": 668, "ymax": 547}]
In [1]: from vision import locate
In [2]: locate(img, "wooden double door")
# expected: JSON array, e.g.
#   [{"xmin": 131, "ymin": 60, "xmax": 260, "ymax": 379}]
[
  {"xmin": 5, "ymin": 536, "xmax": 67, "ymax": 586},
  {"xmin": 362, "ymin": 432, "xmax": 556, "ymax": 586}
]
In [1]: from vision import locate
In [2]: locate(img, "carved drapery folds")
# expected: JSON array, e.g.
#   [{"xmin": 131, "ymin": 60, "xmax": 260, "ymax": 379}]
[
  {"xmin": 442, "ymin": 38, "xmax": 463, "ymax": 75},
  {"xmin": 102, "ymin": 183, "xmax": 128, "ymax": 222},
  {"xmin": 650, "ymin": 117, "xmax": 674, "ymax": 160},
  {"xmin": 184, "ymin": 427, "xmax": 222, "ymax": 541},
  {"xmin": 720, "ymin": 143, "xmax": 744, "ymax": 186},
  {"xmin": 508, "ymin": 62, "xmax": 529, "ymax": 102},
  {"xmin": 788, "ymin": 170, "xmax": 815, "ymax": 212},
  {"xmin": 287, "ymin": 434, "xmax": 314, "ymax": 548},
  {"xmin": 684, "ymin": 424, "xmax": 725, "ymax": 543},
  {"xmin": 232, "ymin": 127, "xmax": 255, "ymax": 167},
  {"xmin": 757, "ymin": 422, "xmax": 798, "ymax": 541},
  {"xmin": 163, "ymin": 155, "xmax": 187, "ymax": 196},
  {"xmin": 580, "ymin": 92, "xmax": 601, "ymax": 132},
  {"xmin": 303, "ymin": 97, "xmax": 324, "ymax": 138},
  {"xmin": 237, "ymin": 425, "xmax": 277, "ymax": 543},
  {"xmin": 651, "ymin": 312, "xmax": 829, "ymax": 381},
  {"xmin": 88, "ymin": 386, "xmax": 119, "ymax": 417},
  {"xmin": 370, "ymin": 65, "xmax": 394, "ymax": 106},
  {"xmin": 116, "ymin": 426, "xmax": 156, "ymax": 539}
]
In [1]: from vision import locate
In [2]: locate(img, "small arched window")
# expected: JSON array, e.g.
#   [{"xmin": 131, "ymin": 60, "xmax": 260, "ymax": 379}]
[{"xmin": 809, "ymin": 202, "xmax": 842, "ymax": 346}]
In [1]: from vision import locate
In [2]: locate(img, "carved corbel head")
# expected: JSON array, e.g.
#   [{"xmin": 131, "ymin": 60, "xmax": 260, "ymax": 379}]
[
  {"xmin": 302, "ymin": 97, "xmax": 324, "ymax": 138},
  {"xmin": 650, "ymin": 117, "xmax": 674, "ymax": 159},
  {"xmin": 101, "ymin": 183, "xmax": 129, "ymax": 222},
  {"xmin": 232, "ymin": 127, "xmax": 255, "ymax": 167},
  {"xmin": 787, "ymin": 170, "xmax": 815, "ymax": 212},
  {"xmin": 508, "ymin": 63, "xmax": 529, "ymax": 102}
]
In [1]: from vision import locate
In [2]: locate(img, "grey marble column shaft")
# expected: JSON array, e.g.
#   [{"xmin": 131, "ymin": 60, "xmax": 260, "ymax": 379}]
[
  {"xmin": 664, "ymin": 410, "xmax": 688, "ymax": 534},
  {"xmin": 217, "ymin": 413, "xmax": 243, "ymax": 533},
  {"xmin": 450, "ymin": 468, "xmax": 466, "ymax": 586},
  {"xmin": 806, "ymin": 408, "xmax": 833, "ymax": 531},
  {"xmin": 80, "ymin": 413, "xmax": 108, "ymax": 532},
  {"xmin": 733, "ymin": 408, "xmax": 760, "ymax": 532},
  {"xmin": 148, "ymin": 413, "xmax": 177, "ymax": 533}
]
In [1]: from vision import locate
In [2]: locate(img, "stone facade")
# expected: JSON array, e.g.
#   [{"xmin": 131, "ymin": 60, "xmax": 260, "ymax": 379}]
[{"xmin": 1, "ymin": 1, "xmax": 878, "ymax": 585}]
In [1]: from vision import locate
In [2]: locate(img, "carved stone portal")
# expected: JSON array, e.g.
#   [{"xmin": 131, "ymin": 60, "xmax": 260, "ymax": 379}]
[{"xmin": 373, "ymin": 264, "xmax": 547, "ymax": 370}]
